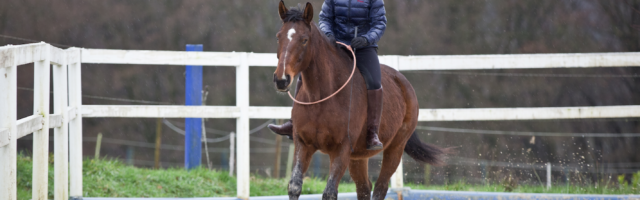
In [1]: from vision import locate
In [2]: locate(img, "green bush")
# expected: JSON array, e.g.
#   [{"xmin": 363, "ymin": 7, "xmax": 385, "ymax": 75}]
[{"xmin": 618, "ymin": 171, "xmax": 640, "ymax": 189}]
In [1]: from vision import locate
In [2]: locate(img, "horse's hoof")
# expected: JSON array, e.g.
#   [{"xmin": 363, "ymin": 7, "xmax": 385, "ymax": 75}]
[{"xmin": 367, "ymin": 144, "xmax": 383, "ymax": 150}]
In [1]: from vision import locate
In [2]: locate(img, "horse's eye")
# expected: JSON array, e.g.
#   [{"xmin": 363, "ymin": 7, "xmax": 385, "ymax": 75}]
[{"xmin": 302, "ymin": 38, "xmax": 308, "ymax": 45}]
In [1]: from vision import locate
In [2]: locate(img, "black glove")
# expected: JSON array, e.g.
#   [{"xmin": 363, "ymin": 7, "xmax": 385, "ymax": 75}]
[{"xmin": 350, "ymin": 37, "xmax": 369, "ymax": 49}]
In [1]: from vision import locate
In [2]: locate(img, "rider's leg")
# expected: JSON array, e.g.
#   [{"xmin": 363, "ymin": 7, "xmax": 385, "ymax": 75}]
[
  {"xmin": 267, "ymin": 76, "xmax": 302, "ymax": 140},
  {"xmin": 355, "ymin": 47, "xmax": 383, "ymax": 150}
]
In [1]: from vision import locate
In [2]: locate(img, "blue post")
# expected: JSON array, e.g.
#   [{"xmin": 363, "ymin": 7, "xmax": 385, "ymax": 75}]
[{"xmin": 185, "ymin": 44, "xmax": 203, "ymax": 169}]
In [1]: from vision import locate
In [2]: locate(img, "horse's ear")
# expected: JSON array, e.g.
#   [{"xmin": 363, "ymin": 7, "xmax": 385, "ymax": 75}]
[
  {"xmin": 303, "ymin": 2, "xmax": 313, "ymax": 25},
  {"xmin": 278, "ymin": 0, "xmax": 288, "ymax": 21}
]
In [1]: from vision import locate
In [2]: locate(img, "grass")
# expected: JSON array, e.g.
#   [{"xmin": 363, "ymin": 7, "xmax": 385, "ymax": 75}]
[{"xmin": 16, "ymin": 154, "xmax": 639, "ymax": 199}]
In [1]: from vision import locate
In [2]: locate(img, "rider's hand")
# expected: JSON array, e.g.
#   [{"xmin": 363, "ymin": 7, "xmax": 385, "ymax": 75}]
[{"xmin": 350, "ymin": 37, "xmax": 369, "ymax": 49}]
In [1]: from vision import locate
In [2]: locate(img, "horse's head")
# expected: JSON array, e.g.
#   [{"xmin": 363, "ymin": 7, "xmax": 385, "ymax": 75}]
[{"xmin": 273, "ymin": 1, "xmax": 314, "ymax": 92}]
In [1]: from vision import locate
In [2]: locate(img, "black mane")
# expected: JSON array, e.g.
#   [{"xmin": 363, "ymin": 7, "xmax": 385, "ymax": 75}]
[{"xmin": 282, "ymin": 7, "xmax": 304, "ymax": 23}]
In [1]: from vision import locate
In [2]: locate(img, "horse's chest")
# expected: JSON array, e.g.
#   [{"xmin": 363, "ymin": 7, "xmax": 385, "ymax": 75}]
[{"xmin": 292, "ymin": 108, "xmax": 349, "ymax": 147}]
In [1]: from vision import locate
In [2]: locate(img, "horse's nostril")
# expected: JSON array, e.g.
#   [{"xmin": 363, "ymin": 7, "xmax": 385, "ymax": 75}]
[
  {"xmin": 276, "ymin": 79, "xmax": 289, "ymax": 89},
  {"xmin": 274, "ymin": 74, "xmax": 291, "ymax": 90}
]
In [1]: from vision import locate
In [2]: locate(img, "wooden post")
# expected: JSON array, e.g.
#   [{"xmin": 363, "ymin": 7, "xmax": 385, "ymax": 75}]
[
  {"xmin": 229, "ymin": 132, "xmax": 235, "ymax": 177},
  {"xmin": 126, "ymin": 146, "xmax": 134, "ymax": 165},
  {"xmin": 547, "ymin": 163, "xmax": 552, "ymax": 189},
  {"xmin": 424, "ymin": 164, "xmax": 431, "ymax": 186},
  {"xmin": 94, "ymin": 133, "xmax": 102, "ymax": 160},
  {"xmin": 389, "ymin": 55, "xmax": 404, "ymax": 191},
  {"xmin": 33, "ymin": 43, "xmax": 51, "ymax": 200},
  {"xmin": 201, "ymin": 88, "xmax": 212, "ymax": 170},
  {"xmin": 274, "ymin": 119, "xmax": 283, "ymax": 179},
  {"xmin": 0, "ymin": 45, "xmax": 18, "ymax": 200},
  {"xmin": 312, "ymin": 153, "xmax": 321, "ymax": 177},
  {"xmin": 285, "ymin": 143, "xmax": 294, "ymax": 179},
  {"xmin": 236, "ymin": 53, "xmax": 250, "ymax": 199},
  {"xmin": 391, "ymin": 157, "xmax": 404, "ymax": 189},
  {"xmin": 154, "ymin": 119, "xmax": 162, "ymax": 169},
  {"xmin": 68, "ymin": 48, "xmax": 83, "ymax": 200},
  {"xmin": 53, "ymin": 51, "xmax": 69, "ymax": 200},
  {"xmin": 480, "ymin": 162, "xmax": 486, "ymax": 184}
]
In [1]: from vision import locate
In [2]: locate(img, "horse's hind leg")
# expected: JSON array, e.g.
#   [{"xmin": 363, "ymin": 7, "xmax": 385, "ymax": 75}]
[
  {"xmin": 372, "ymin": 144, "xmax": 404, "ymax": 200},
  {"xmin": 349, "ymin": 158, "xmax": 372, "ymax": 200},
  {"xmin": 288, "ymin": 144, "xmax": 316, "ymax": 200}
]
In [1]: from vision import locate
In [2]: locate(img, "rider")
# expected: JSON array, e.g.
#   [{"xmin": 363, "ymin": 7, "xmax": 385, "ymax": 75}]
[{"xmin": 268, "ymin": 0, "xmax": 387, "ymax": 150}]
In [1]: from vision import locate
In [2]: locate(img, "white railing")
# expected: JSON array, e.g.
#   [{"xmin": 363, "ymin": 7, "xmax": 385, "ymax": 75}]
[
  {"xmin": 2, "ymin": 42, "xmax": 640, "ymax": 200},
  {"xmin": 0, "ymin": 43, "xmax": 82, "ymax": 200}
]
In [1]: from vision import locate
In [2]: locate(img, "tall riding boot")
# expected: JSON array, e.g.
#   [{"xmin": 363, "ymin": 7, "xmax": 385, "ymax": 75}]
[
  {"xmin": 366, "ymin": 87, "xmax": 384, "ymax": 150},
  {"xmin": 268, "ymin": 77, "xmax": 303, "ymax": 140}
]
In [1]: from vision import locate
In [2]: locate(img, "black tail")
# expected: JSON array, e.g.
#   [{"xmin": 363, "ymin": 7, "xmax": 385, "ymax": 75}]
[{"xmin": 403, "ymin": 131, "xmax": 447, "ymax": 165}]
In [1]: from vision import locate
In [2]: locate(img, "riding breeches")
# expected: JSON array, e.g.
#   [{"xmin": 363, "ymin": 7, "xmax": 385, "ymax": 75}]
[{"xmin": 355, "ymin": 47, "xmax": 381, "ymax": 90}]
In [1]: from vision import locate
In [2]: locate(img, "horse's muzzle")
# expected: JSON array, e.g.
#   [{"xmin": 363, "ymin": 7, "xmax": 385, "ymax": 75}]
[{"xmin": 274, "ymin": 74, "xmax": 291, "ymax": 91}]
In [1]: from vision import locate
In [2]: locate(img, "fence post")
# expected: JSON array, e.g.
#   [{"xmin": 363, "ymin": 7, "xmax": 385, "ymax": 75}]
[
  {"xmin": 95, "ymin": 133, "xmax": 102, "ymax": 159},
  {"xmin": 390, "ymin": 55, "xmax": 404, "ymax": 191},
  {"xmin": 185, "ymin": 44, "xmax": 203, "ymax": 169},
  {"xmin": 286, "ymin": 143, "xmax": 294, "ymax": 179},
  {"xmin": 274, "ymin": 119, "xmax": 283, "ymax": 178},
  {"xmin": 154, "ymin": 119, "xmax": 162, "ymax": 169},
  {"xmin": 229, "ymin": 132, "xmax": 235, "ymax": 177},
  {"xmin": 547, "ymin": 162, "xmax": 552, "ymax": 189},
  {"xmin": 236, "ymin": 52, "xmax": 250, "ymax": 199},
  {"xmin": 391, "ymin": 158, "xmax": 404, "ymax": 189},
  {"xmin": 68, "ymin": 48, "xmax": 83, "ymax": 200},
  {"xmin": 53, "ymin": 50, "xmax": 69, "ymax": 200},
  {"xmin": 0, "ymin": 46, "xmax": 18, "ymax": 200},
  {"xmin": 126, "ymin": 146, "xmax": 135, "ymax": 165},
  {"xmin": 33, "ymin": 43, "xmax": 51, "ymax": 200}
]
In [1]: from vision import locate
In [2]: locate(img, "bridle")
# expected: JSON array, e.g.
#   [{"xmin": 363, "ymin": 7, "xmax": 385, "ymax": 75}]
[{"xmin": 287, "ymin": 41, "xmax": 356, "ymax": 105}]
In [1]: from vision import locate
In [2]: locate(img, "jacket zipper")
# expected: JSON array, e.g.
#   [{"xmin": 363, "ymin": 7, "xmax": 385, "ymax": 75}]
[
  {"xmin": 348, "ymin": 0, "xmax": 352, "ymax": 37},
  {"xmin": 348, "ymin": 0, "xmax": 351, "ymax": 22}
]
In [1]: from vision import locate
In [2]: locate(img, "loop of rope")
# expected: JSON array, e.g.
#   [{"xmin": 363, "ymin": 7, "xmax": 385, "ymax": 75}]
[{"xmin": 287, "ymin": 41, "xmax": 357, "ymax": 105}]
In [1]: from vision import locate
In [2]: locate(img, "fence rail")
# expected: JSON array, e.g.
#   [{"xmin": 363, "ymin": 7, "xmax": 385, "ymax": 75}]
[
  {"xmin": 2, "ymin": 43, "xmax": 640, "ymax": 200},
  {"xmin": 82, "ymin": 105, "xmax": 640, "ymax": 121}
]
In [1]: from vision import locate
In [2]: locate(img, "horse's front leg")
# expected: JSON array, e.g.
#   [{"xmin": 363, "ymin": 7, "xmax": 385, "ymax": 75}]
[
  {"xmin": 322, "ymin": 146, "xmax": 351, "ymax": 200},
  {"xmin": 288, "ymin": 142, "xmax": 316, "ymax": 200}
]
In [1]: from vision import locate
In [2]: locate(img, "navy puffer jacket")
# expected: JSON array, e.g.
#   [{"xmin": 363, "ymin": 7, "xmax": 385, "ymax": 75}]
[{"xmin": 318, "ymin": 0, "xmax": 387, "ymax": 48}]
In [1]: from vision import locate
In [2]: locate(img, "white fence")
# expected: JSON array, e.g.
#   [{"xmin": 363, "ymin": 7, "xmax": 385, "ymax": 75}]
[
  {"xmin": 2, "ymin": 42, "xmax": 640, "ymax": 200},
  {"xmin": 0, "ymin": 43, "xmax": 82, "ymax": 200}
]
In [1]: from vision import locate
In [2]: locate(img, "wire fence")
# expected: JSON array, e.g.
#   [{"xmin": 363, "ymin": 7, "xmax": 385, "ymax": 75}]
[
  {"xmin": 408, "ymin": 70, "xmax": 640, "ymax": 78},
  {"xmin": 416, "ymin": 126, "xmax": 640, "ymax": 137},
  {"xmin": 64, "ymin": 134, "xmax": 640, "ymax": 175},
  {"xmin": 15, "ymin": 84, "xmax": 640, "ymax": 181},
  {"xmin": 17, "ymin": 87, "xmax": 172, "ymax": 105}
]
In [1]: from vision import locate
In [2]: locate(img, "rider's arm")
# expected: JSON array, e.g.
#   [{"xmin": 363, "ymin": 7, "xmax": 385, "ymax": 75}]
[
  {"xmin": 318, "ymin": 0, "xmax": 335, "ymax": 36},
  {"xmin": 362, "ymin": 0, "xmax": 387, "ymax": 45}
]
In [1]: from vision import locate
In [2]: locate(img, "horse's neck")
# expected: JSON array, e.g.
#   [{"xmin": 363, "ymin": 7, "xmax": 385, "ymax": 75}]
[{"xmin": 300, "ymin": 41, "xmax": 353, "ymax": 99}]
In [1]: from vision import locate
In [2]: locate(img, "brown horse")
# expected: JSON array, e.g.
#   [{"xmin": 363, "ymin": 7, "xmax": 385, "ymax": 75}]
[{"xmin": 273, "ymin": 1, "xmax": 446, "ymax": 200}]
